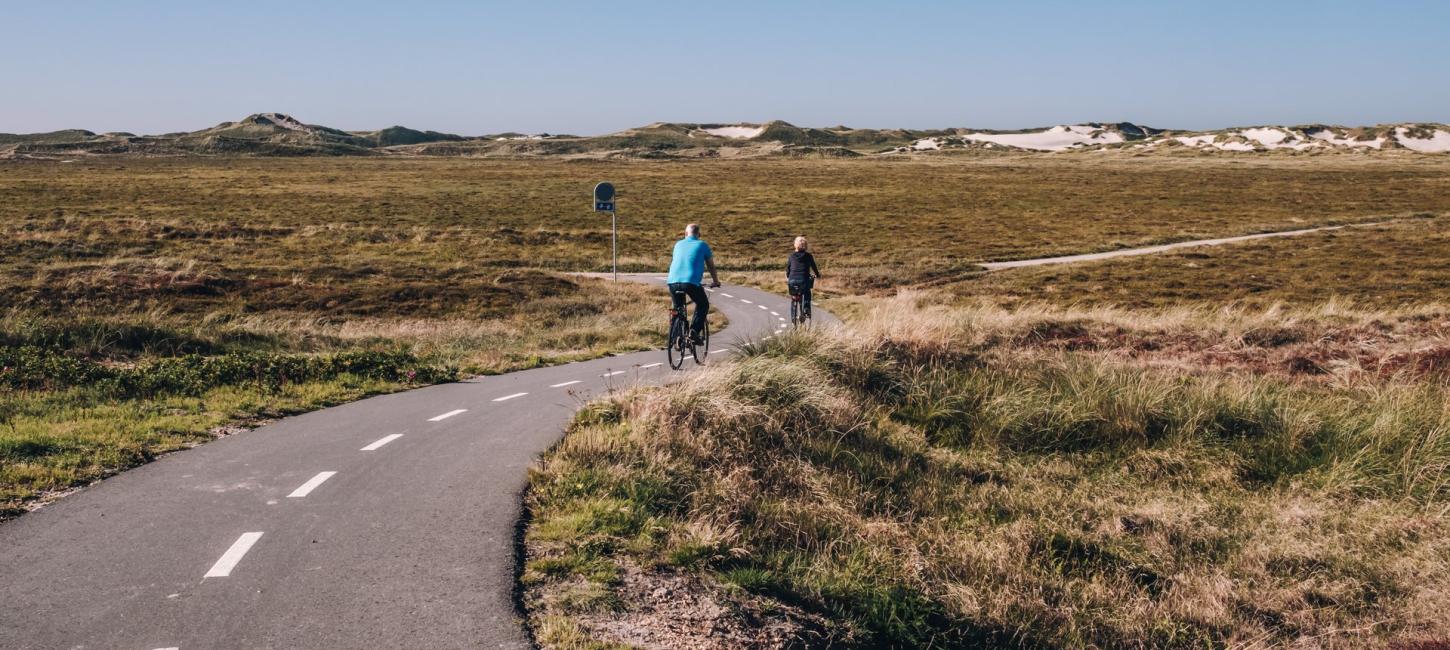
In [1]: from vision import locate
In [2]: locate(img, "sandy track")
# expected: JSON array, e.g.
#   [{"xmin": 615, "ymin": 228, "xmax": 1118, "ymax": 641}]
[{"xmin": 980, "ymin": 221, "xmax": 1393, "ymax": 271}]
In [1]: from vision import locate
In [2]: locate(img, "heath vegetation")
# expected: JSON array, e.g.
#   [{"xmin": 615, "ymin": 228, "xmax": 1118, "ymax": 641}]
[
  {"xmin": 4, "ymin": 154, "xmax": 1450, "ymax": 645},
  {"xmin": 524, "ymin": 294, "xmax": 1450, "ymax": 648}
]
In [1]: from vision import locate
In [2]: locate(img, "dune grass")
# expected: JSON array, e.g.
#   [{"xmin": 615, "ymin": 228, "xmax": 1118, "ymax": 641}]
[{"xmin": 524, "ymin": 297, "xmax": 1450, "ymax": 648}]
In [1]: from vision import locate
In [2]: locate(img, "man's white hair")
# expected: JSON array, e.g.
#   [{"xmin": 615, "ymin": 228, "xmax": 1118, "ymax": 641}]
[{"xmin": 685, "ymin": 223, "xmax": 700, "ymax": 236}]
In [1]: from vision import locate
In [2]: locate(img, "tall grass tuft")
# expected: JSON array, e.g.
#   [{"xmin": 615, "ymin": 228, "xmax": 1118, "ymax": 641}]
[{"xmin": 525, "ymin": 297, "xmax": 1450, "ymax": 648}]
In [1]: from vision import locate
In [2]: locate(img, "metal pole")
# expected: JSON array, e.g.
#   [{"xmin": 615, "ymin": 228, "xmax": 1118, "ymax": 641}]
[{"xmin": 611, "ymin": 210, "xmax": 618, "ymax": 281}]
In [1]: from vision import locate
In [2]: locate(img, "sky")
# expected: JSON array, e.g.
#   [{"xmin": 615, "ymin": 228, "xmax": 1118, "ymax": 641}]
[{"xmin": 3, "ymin": 0, "xmax": 1447, "ymax": 135}]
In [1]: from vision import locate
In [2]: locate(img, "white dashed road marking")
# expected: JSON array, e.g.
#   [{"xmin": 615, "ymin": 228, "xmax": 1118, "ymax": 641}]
[
  {"xmin": 550, "ymin": 380, "xmax": 581, "ymax": 388},
  {"xmin": 758, "ymin": 305, "xmax": 768, "ymax": 310},
  {"xmin": 287, "ymin": 471, "xmax": 337, "ymax": 498},
  {"xmin": 204, "ymin": 532, "xmax": 264, "ymax": 578},
  {"xmin": 740, "ymin": 299, "xmax": 752, "ymax": 304},
  {"xmin": 720, "ymin": 293, "xmax": 734, "ymax": 298},
  {"xmin": 493, "ymin": 392, "xmax": 528, "ymax": 402},
  {"xmin": 640, "ymin": 363, "xmax": 663, "ymax": 369},
  {"xmin": 601, "ymin": 370, "xmax": 626, "ymax": 377},
  {"xmin": 360, "ymin": 434, "xmax": 403, "ymax": 451},
  {"xmin": 428, "ymin": 409, "xmax": 467, "ymax": 422},
  {"xmin": 770, "ymin": 311, "xmax": 779, "ymax": 316}
]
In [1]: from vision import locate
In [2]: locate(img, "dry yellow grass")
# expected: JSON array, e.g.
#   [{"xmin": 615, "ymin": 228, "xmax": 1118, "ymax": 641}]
[
  {"xmin": 525, "ymin": 295, "xmax": 1450, "ymax": 648},
  {"xmin": 951, "ymin": 217, "xmax": 1450, "ymax": 308}
]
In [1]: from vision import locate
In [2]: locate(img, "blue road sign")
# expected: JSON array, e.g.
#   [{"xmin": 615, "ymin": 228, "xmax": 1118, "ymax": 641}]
[
  {"xmin": 593, "ymin": 182, "xmax": 615, "ymax": 211},
  {"xmin": 594, "ymin": 182, "xmax": 619, "ymax": 279}
]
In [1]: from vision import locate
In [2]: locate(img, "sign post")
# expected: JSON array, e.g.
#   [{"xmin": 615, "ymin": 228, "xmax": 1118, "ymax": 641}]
[{"xmin": 593, "ymin": 182, "xmax": 617, "ymax": 280}]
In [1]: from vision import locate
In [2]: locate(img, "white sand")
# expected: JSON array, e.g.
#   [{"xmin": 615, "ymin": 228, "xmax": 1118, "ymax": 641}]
[
  {"xmin": 959, "ymin": 125, "xmax": 1124, "ymax": 151},
  {"xmin": 1176, "ymin": 135, "xmax": 1218, "ymax": 147},
  {"xmin": 1395, "ymin": 127, "xmax": 1450, "ymax": 153},
  {"xmin": 1175, "ymin": 129, "xmax": 1317, "ymax": 151},
  {"xmin": 257, "ymin": 113, "xmax": 309, "ymax": 132},
  {"xmin": 702, "ymin": 125, "xmax": 765, "ymax": 139},
  {"xmin": 1240, "ymin": 127, "xmax": 1289, "ymax": 146},
  {"xmin": 1307, "ymin": 128, "xmax": 1384, "ymax": 149}
]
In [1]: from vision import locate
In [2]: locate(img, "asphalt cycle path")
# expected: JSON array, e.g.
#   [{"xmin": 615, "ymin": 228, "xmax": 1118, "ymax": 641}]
[{"xmin": 0, "ymin": 274, "xmax": 836, "ymax": 650}]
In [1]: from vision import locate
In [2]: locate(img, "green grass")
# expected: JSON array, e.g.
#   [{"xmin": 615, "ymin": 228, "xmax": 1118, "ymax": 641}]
[
  {"xmin": 1, "ymin": 373, "xmax": 401, "ymax": 517},
  {"xmin": 524, "ymin": 301, "xmax": 1450, "ymax": 648}
]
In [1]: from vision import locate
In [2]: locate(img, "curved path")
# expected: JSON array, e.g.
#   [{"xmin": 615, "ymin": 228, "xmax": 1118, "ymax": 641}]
[
  {"xmin": 979, "ymin": 221, "xmax": 1388, "ymax": 270},
  {"xmin": 0, "ymin": 276, "xmax": 835, "ymax": 650}
]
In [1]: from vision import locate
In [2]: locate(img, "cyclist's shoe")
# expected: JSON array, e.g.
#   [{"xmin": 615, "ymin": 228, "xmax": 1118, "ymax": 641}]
[{"xmin": 690, "ymin": 332, "xmax": 704, "ymax": 345}]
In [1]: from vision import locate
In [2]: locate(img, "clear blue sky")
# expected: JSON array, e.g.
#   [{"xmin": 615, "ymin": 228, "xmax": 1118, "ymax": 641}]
[{"xmin": 3, "ymin": 0, "xmax": 1446, "ymax": 135}]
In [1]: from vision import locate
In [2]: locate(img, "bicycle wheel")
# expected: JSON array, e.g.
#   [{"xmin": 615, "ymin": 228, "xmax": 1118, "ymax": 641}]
[
  {"xmin": 667, "ymin": 316, "xmax": 687, "ymax": 370},
  {"xmin": 692, "ymin": 317, "xmax": 710, "ymax": 364},
  {"xmin": 790, "ymin": 298, "xmax": 801, "ymax": 326}
]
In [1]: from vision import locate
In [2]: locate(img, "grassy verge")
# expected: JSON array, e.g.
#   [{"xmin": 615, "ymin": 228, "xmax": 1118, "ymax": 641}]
[
  {"xmin": 2, "ymin": 373, "xmax": 405, "ymax": 516},
  {"xmin": 523, "ymin": 297, "xmax": 1450, "ymax": 648},
  {"xmin": 0, "ymin": 273, "xmax": 671, "ymax": 518}
]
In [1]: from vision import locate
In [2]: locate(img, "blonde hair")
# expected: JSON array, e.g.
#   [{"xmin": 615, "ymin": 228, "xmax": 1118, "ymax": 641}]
[{"xmin": 793, "ymin": 236, "xmax": 808, "ymax": 251}]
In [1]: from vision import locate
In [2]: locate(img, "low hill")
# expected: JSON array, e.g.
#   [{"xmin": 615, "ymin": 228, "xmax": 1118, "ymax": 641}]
[
  {"xmin": 366, "ymin": 125, "xmax": 466, "ymax": 147},
  {"xmin": 173, "ymin": 113, "xmax": 376, "ymax": 155},
  {"xmin": 0, "ymin": 129, "xmax": 100, "ymax": 145},
  {"xmin": 0, "ymin": 113, "xmax": 467, "ymax": 157},
  {"xmin": 2, "ymin": 114, "xmax": 1446, "ymax": 159},
  {"xmin": 1140, "ymin": 123, "xmax": 1450, "ymax": 153}
]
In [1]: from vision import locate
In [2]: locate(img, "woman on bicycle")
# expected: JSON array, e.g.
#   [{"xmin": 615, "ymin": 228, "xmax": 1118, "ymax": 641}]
[{"xmin": 786, "ymin": 235, "xmax": 821, "ymax": 320}]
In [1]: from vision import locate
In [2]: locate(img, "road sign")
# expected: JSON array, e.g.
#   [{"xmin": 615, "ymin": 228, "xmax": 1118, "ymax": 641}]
[
  {"xmin": 593, "ymin": 182, "xmax": 615, "ymax": 211},
  {"xmin": 593, "ymin": 182, "xmax": 618, "ymax": 280}
]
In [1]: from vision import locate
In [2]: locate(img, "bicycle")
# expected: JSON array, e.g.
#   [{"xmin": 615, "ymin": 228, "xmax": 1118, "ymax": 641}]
[
  {"xmin": 788, "ymin": 283, "xmax": 812, "ymax": 327},
  {"xmin": 667, "ymin": 290, "xmax": 710, "ymax": 369}
]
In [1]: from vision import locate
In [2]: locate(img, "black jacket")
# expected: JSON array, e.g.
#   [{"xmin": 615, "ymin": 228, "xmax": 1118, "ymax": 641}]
[{"xmin": 786, "ymin": 251, "xmax": 820, "ymax": 283}]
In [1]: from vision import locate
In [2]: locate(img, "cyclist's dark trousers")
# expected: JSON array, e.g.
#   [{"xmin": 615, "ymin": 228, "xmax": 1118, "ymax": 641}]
[
  {"xmin": 789, "ymin": 278, "xmax": 813, "ymax": 316},
  {"xmin": 668, "ymin": 282, "xmax": 709, "ymax": 337}
]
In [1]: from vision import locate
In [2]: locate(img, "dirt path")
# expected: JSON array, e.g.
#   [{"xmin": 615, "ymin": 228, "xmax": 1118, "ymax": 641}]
[{"xmin": 980, "ymin": 222, "xmax": 1386, "ymax": 271}]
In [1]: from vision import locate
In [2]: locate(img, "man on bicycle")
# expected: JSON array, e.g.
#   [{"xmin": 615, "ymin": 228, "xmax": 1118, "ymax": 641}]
[
  {"xmin": 787, "ymin": 235, "xmax": 821, "ymax": 319},
  {"xmin": 667, "ymin": 223, "xmax": 721, "ymax": 344}
]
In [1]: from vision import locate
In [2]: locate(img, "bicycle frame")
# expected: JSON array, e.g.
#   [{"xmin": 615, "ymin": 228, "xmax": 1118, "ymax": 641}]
[{"xmin": 667, "ymin": 291, "xmax": 708, "ymax": 367}]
